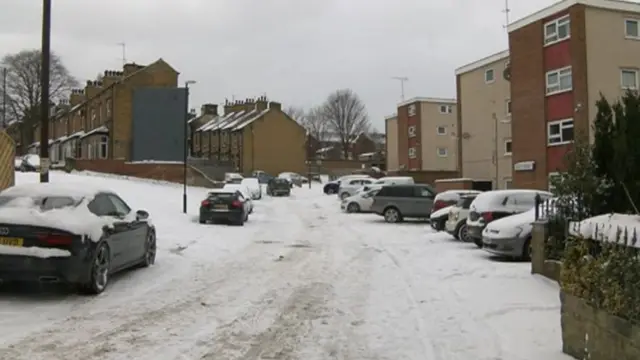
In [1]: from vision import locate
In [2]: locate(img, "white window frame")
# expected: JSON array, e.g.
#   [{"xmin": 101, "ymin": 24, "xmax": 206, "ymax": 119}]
[
  {"xmin": 437, "ymin": 147, "xmax": 447, "ymax": 157},
  {"xmin": 547, "ymin": 118, "xmax": 574, "ymax": 146},
  {"xmin": 620, "ymin": 68, "xmax": 638, "ymax": 89},
  {"xmin": 99, "ymin": 135, "xmax": 108, "ymax": 159},
  {"xmin": 625, "ymin": 19, "xmax": 640, "ymax": 39},
  {"xmin": 505, "ymin": 99, "xmax": 511, "ymax": 117},
  {"xmin": 546, "ymin": 66, "xmax": 572, "ymax": 95},
  {"xmin": 439, "ymin": 105, "xmax": 452, "ymax": 114},
  {"xmin": 408, "ymin": 125, "xmax": 416, "ymax": 137},
  {"xmin": 484, "ymin": 69, "xmax": 495, "ymax": 84},
  {"xmin": 436, "ymin": 126, "xmax": 446, "ymax": 135},
  {"xmin": 504, "ymin": 139, "xmax": 512, "ymax": 156},
  {"xmin": 408, "ymin": 147, "xmax": 417, "ymax": 158},
  {"xmin": 544, "ymin": 15, "xmax": 570, "ymax": 45},
  {"xmin": 91, "ymin": 109, "xmax": 96, "ymax": 128},
  {"xmin": 408, "ymin": 104, "xmax": 416, "ymax": 117}
]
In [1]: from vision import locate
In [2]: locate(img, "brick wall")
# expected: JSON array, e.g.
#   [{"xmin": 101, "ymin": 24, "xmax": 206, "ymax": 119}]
[
  {"xmin": 387, "ymin": 170, "xmax": 459, "ymax": 185},
  {"xmin": 72, "ymin": 159, "xmax": 214, "ymax": 187},
  {"xmin": 434, "ymin": 179, "xmax": 474, "ymax": 192}
]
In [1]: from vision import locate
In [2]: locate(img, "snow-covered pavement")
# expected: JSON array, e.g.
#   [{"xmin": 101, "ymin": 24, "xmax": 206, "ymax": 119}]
[{"xmin": 0, "ymin": 172, "xmax": 571, "ymax": 360}]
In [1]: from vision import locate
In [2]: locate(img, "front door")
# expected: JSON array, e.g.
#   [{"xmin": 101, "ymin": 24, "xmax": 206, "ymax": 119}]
[{"xmin": 106, "ymin": 194, "xmax": 147, "ymax": 263}]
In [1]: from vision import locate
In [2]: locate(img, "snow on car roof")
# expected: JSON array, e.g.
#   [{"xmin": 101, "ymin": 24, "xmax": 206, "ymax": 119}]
[
  {"xmin": 471, "ymin": 189, "xmax": 552, "ymax": 211},
  {"xmin": 0, "ymin": 183, "xmax": 128, "ymax": 241},
  {"xmin": 1, "ymin": 182, "xmax": 109, "ymax": 199}
]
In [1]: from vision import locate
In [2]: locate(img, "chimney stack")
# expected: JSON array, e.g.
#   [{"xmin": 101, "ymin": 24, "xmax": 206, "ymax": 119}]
[{"xmin": 201, "ymin": 104, "xmax": 218, "ymax": 115}]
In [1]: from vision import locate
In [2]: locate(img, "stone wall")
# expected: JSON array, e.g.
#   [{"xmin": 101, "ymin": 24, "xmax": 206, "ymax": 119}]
[
  {"xmin": 69, "ymin": 159, "xmax": 217, "ymax": 187},
  {"xmin": 531, "ymin": 220, "xmax": 562, "ymax": 282},
  {"xmin": 561, "ymin": 291, "xmax": 640, "ymax": 359}
]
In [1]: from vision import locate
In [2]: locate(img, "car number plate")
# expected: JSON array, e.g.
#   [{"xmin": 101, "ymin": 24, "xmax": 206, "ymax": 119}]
[
  {"xmin": 214, "ymin": 204, "xmax": 228, "ymax": 210},
  {"xmin": 0, "ymin": 237, "xmax": 23, "ymax": 247}
]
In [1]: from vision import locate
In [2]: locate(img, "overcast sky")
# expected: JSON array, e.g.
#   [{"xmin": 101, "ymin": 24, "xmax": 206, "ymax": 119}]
[{"xmin": 0, "ymin": 0, "xmax": 558, "ymax": 131}]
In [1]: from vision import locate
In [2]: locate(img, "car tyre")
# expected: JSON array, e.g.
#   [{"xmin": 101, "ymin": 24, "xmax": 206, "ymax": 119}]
[
  {"xmin": 455, "ymin": 222, "xmax": 467, "ymax": 241},
  {"xmin": 521, "ymin": 237, "xmax": 532, "ymax": 261},
  {"xmin": 383, "ymin": 207, "xmax": 402, "ymax": 223},
  {"xmin": 347, "ymin": 202, "xmax": 360, "ymax": 213},
  {"xmin": 79, "ymin": 243, "xmax": 110, "ymax": 295},
  {"xmin": 199, "ymin": 217, "xmax": 206, "ymax": 224},
  {"xmin": 473, "ymin": 237, "xmax": 483, "ymax": 248},
  {"xmin": 141, "ymin": 231, "xmax": 156, "ymax": 267}
]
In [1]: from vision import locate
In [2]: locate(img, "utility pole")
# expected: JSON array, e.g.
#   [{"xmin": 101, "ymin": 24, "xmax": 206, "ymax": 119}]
[
  {"xmin": 39, "ymin": 0, "xmax": 51, "ymax": 183},
  {"xmin": 1, "ymin": 67, "xmax": 7, "ymax": 128},
  {"xmin": 183, "ymin": 80, "xmax": 196, "ymax": 213},
  {"xmin": 118, "ymin": 42, "xmax": 126, "ymax": 65},
  {"xmin": 391, "ymin": 76, "xmax": 408, "ymax": 101}
]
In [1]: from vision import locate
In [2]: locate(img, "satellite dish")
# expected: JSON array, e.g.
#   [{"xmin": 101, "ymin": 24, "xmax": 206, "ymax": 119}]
[{"xmin": 503, "ymin": 67, "xmax": 511, "ymax": 81}]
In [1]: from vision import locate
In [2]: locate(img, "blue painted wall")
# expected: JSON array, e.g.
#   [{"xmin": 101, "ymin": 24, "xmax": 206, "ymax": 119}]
[{"xmin": 131, "ymin": 88, "xmax": 187, "ymax": 162}]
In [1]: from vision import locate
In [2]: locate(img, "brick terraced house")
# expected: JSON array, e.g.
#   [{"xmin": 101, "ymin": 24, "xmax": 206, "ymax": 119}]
[
  {"xmin": 32, "ymin": 59, "xmax": 181, "ymax": 162},
  {"xmin": 394, "ymin": 97, "xmax": 458, "ymax": 171},
  {"xmin": 508, "ymin": 0, "xmax": 640, "ymax": 190},
  {"xmin": 192, "ymin": 97, "xmax": 307, "ymax": 175}
]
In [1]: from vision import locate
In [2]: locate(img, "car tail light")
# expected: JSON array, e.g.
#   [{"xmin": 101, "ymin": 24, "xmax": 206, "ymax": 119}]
[
  {"xmin": 481, "ymin": 212, "xmax": 493, "ymax": 222},
  {"xmin": 231, "ymin": 200, "xmax": 242, "ymax": 208},
  {"xmin": 201, "ymin": 200, "xmax": 210, "ymax": 207},
  {"xmin": 36, "ymin": 233, "xmax": 74, "ymax": 245},
  {"xmin": 433, "ymin": 200, "xmax": 446, "ymax": 212}
]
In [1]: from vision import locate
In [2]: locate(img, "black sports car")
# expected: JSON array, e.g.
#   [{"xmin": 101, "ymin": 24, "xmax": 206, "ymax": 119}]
[{"xmin": 0, "ymin": 183, "xmax": 156, "ymax": 295}]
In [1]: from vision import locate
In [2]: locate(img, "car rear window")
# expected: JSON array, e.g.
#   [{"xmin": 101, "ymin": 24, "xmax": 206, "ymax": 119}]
[
  {"xmin": 208, "ymin": 192, "xmax": 235, "ymax": 200},
  {"xmin": 377, "ymin": 186, "xmax": 414, "ymax": 197},
  {"xmin": 457, "ymin": 196, "xmax": 477, "ymax": 209}
]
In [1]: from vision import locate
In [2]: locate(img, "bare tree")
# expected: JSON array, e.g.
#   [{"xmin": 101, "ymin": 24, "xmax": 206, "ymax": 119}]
[
  {"xmin": 320, "ymin": 89, "xmax": 370, "ymax": 158},
  {"xmin": 283, "ymin": 105, "xmax": 307, "ymax": 124},
  {"xmin": 1, "ymin": 49, "xmax": 78, "ymax": 128},
  {"xmin": 305, "ymin": 106, "xmax": 331, "ymax": 143}
]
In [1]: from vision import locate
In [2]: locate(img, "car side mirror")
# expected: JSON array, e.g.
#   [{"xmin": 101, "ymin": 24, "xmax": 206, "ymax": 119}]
[{"xmin": 136, "ymin": 210, "xmax": 149, "ymax": 220}]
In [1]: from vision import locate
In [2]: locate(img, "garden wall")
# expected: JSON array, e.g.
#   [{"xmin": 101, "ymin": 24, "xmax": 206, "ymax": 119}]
[{"xmin": 530, "ymin": 221, "xmax": 562, "ymax": 282}]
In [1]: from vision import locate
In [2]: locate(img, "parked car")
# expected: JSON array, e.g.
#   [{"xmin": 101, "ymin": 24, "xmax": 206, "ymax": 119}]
[
  {"xmin": 20, "ymin": 154, "xmax": 40, "ymax": 172},
  {"xmin": 251, "ymin": 170, "xmax": 274, "ymax": 184},
  {"xmin": 338, "ymin": 177, "xmax": 374, "ymax": 200},
  {"xmin": 266, "ymin": 178, "xmax": 291, "ymax": 196},
  {"xmin": 466, "ymin": 189, "xmax": 553, "ymax": 248},
  {"xmin": 14, "ymin": 157, "xmax": 22, "ymax": 170},
  {"xmin": 199, "ymin": 189, "xmax": 251, "ymax": 226},
  {"xmin": 445, "ymin": 193, "xmax": 479, "ymax": 242},
  {"xmin": 323, "ymin": 174, "xmax": 372, "ymax": 194},
  {"xmin": 278, "ymin": 172, "xmax": 307, "ymax": 187},
  {"xmin": 340, "ymin": 187, "xmax": 381, "ymax": 213},
  {"xmin": 429, "ymin": 190, "xmax": 481, "ymax": 231},
  {"xmin": 240, "ymin": 177, "xmax": 262, "ymax": 200},
  {"xmin": 371, "ymin": 184, "xmax": 437, "ymax": 223},
  {"xmin": 224, "ymin": 172, "xmax": 243, "ymax": 183},
  {"xmin": 222, "ymin": 183, "xmax": 253, "ymax": 213},
  {"xmin": 0, "ymin": 183, "xmax": 156, "ymax": 295},
  {"xmin": 482, "ymin": 198, "xmax": 559, "ymax": 260},
  {"xmin": 358, "ymin": 176, "xmax": 415, "ymax": 194}
]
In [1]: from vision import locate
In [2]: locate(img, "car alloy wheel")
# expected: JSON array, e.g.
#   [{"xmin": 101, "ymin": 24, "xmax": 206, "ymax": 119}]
[
  {"xmin": 384, "ymin": 208, "xmax": 400, "ymax": 223},
  {"xmin": 143, "ymin": 232, "xmax": 156, "ymax": 267},
  {"xmin": 91, "ymin": 244, "xmax": 110, "ymax": 293},
  {"xmin": 347, "ymin": 202, "xmax": 360, "ymax": 213},
  {"xmin": 458, "ymin": 224, "xmax": 469, "ymax": 242}
]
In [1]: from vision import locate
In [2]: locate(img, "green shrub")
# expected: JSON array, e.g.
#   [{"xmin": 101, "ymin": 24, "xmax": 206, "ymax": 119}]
[{"xmin": 561, "ymin": 229, "xmax": 640, "ymax": 324}]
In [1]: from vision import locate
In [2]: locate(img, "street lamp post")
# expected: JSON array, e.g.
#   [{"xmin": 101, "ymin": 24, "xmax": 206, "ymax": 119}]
[
  {"xmin": 183, "ymin": 80, "xmax": 196, "ymax": 213},
  {"xmin": 39, "ymin": 0, "xmax": 51, "ymax": 183}
]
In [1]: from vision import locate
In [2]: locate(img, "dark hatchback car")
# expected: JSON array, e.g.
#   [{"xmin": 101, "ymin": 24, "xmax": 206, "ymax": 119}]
[
  {"xmin": 266, "ymin": 178, "xmax": 291, "ymax": 196},
  {"xmin": 199, "ymin": 189, "xmax": 250, "ymax": 225},
  {"xmin": 0, "ymin": 184, "xmax": 156, "ymax": 295}
]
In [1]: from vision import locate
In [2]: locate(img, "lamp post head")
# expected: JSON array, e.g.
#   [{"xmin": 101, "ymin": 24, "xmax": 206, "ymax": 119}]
[{"xmin": 185, "ymin": 80, "xmax": 196, "ymax": 88}]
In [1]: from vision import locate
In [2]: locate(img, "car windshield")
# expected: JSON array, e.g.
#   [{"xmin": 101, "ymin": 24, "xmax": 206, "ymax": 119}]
[
  {"xmin": 362, "ymin": 189, "xmax": 380, "ymax": 198},
  {"xmin": 457, "ymin": 196, "xmax": 477, "ymax": 209}
]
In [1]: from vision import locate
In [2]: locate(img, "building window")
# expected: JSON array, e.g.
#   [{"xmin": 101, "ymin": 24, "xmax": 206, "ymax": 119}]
[
  {"xmin": 548, "ymin": 119, "xmax": 574, "ymax": 145},
  {"xmin": 621, "ymin": 69, "xmax": 638, "ymax": 89},
  {"xmin": 437, "ymin": 147, "xmax": 447, "ymax": 157},
  {"xmin": 504, "ymin": 139, "xmax": 512, "ymax": 155},
  {"xmin": 436, "ymin": 126, "xmax": 446, "ymax": 135},
  {"xmin": 408, "ymin": 104, "xmax": 416, "ymax": 117},
  {"xmin": 625, "ymin": 19, "xmax": 639, "ymax": 38},
  {"xmin": 75, "ymin": 140, "xmax": 82, "ymax": 159},
  {"xmin": 546, "ymin": 67, "xmax": 572, "ymax": 95},
  {"xmin": 100, "ymin": 136, "xmax": 108, "ymax": 159},
  {"xmin": 91, "ymin": 109, "xmax": 96, "ymax": 128},
  {"xmin": 506, "ymin": 99, "xmax": 511, "ymax": 116},
  {"xmin": 485, "ymin": 69, "xmax": 495, "ymax": 83},
  {"xmin": 544, "ymin": 15, "xmax": 570, "ymax": 45},
  {"xmin": 408, "ymin": 125, "xmax": 416, "ymax": 137},
  {"xmin": 408, "ymin": 147, "xmax": 417, "ymax": 158},
  {"xmin": 87, "ymin": 144, "xmax": 93, "ymax": 159},
  {"xmin": 439, "ymin": 105, "xmax": 452, "ymax": 114},
  {"xmin": 504, "ymin": 178, "xmax": 512, "ymax": 189}
]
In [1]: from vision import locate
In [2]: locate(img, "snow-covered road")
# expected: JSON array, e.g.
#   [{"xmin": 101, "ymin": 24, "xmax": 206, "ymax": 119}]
[{"xmin": 0, "ymin": 172, "xmax": 571, "ymax": 360}]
